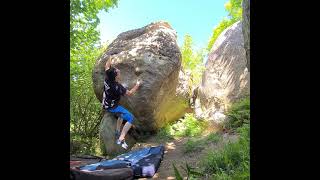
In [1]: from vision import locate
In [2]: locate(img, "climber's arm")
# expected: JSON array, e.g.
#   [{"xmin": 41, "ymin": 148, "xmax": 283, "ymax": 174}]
[
  {"xmin": 105, "ymin": 57, "xmax": 112, "ymax": 71},
  {"xmin": 125, "ymin": 80, "xmax": 141, "ymax": 96}
]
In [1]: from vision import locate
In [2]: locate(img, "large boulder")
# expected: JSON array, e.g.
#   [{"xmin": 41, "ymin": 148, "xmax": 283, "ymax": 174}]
[
  {"xmin": 99, "ymin": 113, "xmax": 136, "ymax": 155},
  {"xmin": 176, "ymin": 69, "xmax": 192, "ymax": 100},
  {"xmin": 93, "ymin": 21, "xmax": 188, "ymax": 136},
  {"xmin": 196, "ymin": 21, "xmax": 249, "ymax": 124},
  {"xmin": 242, "ymin": 0, "xmax": 250, "ymax": 71}
]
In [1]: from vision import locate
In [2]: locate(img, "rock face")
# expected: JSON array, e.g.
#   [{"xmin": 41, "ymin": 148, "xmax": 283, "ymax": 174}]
[
  {"xmin": 176, "ymin": 69, "xmax": 192, "ymax": 100},
  {"xmin": 196, "ymin": 21, "xmax": 250, "ymax": 124},
  {"xmin": 242, "ymin": 0, "xmax": 250, "ymax": 71},
  {"xmin": 99, "ymin": 113, "xmax": 136, "ymax": 155},
  {"xmin": 93, "ymin": 21, "xmax": 189, "ymax": 154}
]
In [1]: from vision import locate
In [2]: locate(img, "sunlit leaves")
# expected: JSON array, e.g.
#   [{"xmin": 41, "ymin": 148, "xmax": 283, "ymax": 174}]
[
  {"xmin": 180, "ymin": 35, "xmax": 205, "ymax": 93},
  {"xmin": 70, "ymin": 0, "xmax": 118, "ymax": 147},
  {"xmin": 207, "ymin": 0, "xmax": 243, "ymax": 52}
]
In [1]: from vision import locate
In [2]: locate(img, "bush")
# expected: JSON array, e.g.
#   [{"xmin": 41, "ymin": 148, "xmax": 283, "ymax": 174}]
[
  {"xmin": 225, "ymin": 97, "xmax": 250, "ymax": 130},
  {"xmin": 200, "ymin": 124, "xmax": 249, "ymax": 179},
  {"xmin": 175, "ymin": 113, "xmax": 208, "ymax": 137},
  {"xmin": 70, "ymin": 136, "xmax": 103, "ymax": 155},
  {"xmin": 156, "ymin": 113, "xmax": 208, "ymax": 140},
  {"xmin": 156, "ymin": 125, "xmax": 174, "ymax": 141},
  {"xmin": 207, "ymin": 133, "xmax": 222, "ymax": 143}
]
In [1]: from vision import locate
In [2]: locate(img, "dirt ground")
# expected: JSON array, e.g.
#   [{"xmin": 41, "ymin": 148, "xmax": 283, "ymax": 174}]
[{"xmin": 131, "ymin": 127, "xmax": 238, "ymax": 180}]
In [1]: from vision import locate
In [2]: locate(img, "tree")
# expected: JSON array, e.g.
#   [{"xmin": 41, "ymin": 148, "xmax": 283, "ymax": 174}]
[
  {"xmin": 181, "ymin": 34, "xmax": 193, "ymax": 70},
  {"xmin": 70, "ymin": 0, "xmax": 118, "ymax": 155},
  {"xmin": 207, "ymin": 0, "xmax": 242, "ymax": 51},
  {"xmin": 180, "ymin": 34, "xmax": 205, "ymax": 95},
  {"xmin": 70, "ymin": 0, "xmax": 118, "ymax": 51},
  {"xmin": 225, "ymin": 0, "xmax": 242, "ymax": 21},
  {"xmin": 70, "ymin": 0, "xmax": 118, "ymax": 77}
]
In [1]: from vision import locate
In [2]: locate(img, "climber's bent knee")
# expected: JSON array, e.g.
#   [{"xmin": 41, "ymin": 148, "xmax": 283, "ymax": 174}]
[
  {"xmin": 108, "ymin": 105, "xmax": 134, "ymax": 124},
  {"xmin": 122, "ymin": 112, "xmax": 134, "ymax": 124}
]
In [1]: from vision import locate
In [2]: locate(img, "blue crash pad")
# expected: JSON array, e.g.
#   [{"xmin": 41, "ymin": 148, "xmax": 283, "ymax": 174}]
[
  {"xmin": 78, "ymin": 145, "xmax": 165, "ymax": 178},
  {"xmin": 80, "ymin": 160, "xmax": 130, "ymax": 171}
]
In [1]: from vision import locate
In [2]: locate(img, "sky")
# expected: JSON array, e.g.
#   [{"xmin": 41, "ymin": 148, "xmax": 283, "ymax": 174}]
[{"xmin": 98, "ymin": 0, "xmax": 229, "ymax": 50}]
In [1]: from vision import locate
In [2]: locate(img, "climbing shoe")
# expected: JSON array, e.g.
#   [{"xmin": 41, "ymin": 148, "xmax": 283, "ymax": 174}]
[{"xmin": 116, "ymin": 139, "xmax": 128, "ymax": 149}]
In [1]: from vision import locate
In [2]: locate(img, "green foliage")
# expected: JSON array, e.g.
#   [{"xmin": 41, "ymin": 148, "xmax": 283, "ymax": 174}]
[
  {"xmin": 180, "ymin": 35, "xmax": 206, "ymax": 93},
  {"xmin": 200, "ymin": 125, "xmax": 249, "ymax": 179},
  {"xmin": 207, "ymin": 133, "xmax": 222, "ymax": 143},
  {"xmin": 172, "ymin": 99, "xmax": 250, "ymax": 179},
  {"xmin": 156, "ymin": 125, "xmax": 175, "ymax": 141},
  {"xmin": 70, "ymin": 46, "xmax": 105, "ymax": 140},
  {"xmin": 174, "ymin": 99, "xmax": 250, "ymax": 179},
  {"xmin": 183, "ymin": 132, "xmax": 222, "ymax": 153},
  {"xmin": 225, "ymin": 97, "xmax": 250, "ymax": 130},
  {"xmin": 172, "ymin": 113, "xmax": 208, "ymax": 137},
  {"xmin": 225, "ymin": 0, "xmax": 243, "ymax": 21},
  {"xmin": 70, "ymin": 0, "xmax": 115, "ymax": 80},
  {"xmin": 173, "ymin": 162, "xmax": 204, "ymax": 180},
  {"xmin": 70, "ymin": 136, "xmax": 103, "ymax": 155},
  {"xmin": 70, "ymin": 0, "xmax": 117, "ymax": 82},
  {"xmin": 181, "ymin": 34, "xmax": 193, "ymax": 70},
  {"xmin": 173, "ymin": 163, "xmax": 184, "ymax": 180},
  {"xmin": 207, "ymin": 0, "xmax": 243, "ymax": 51},
  {"xmin": 206, "ymin": 18, "xmax": 236, "ymax": 52},
  {"xmin": 182, "ymin": 163, "xmax": 204, "ymax": 178},
  {"xmin": 70, "ymin": 0, "xmax": 118, "ymax": 51},
  {"xmin": 172, "ymin": 163, "xmax": 204, "ymax": 180},
  {"xmin": 70, "ymin": 0, "xmax": 118, "ymax": 155},
  {"xmin": 155, "ymin": 113, "xmax": 208, "ymax": 141},
  {"xmin": 183, "ymin": 138, "xmax": 205, "ymax": 153}
]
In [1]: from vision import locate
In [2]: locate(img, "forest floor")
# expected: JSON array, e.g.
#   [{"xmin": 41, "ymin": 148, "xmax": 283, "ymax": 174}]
[{"xmin": 131, "ymin": 125, "xmax": 238, "ymax": 180}]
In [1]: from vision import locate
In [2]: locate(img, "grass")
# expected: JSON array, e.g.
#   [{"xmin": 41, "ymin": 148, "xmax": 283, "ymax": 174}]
[
  {"xmin": 155, "ymin": 112, "xmax": 223, "ymax": 153},
  {"xmin": 183, "ymin": 138, "xmax": 205, "ymax": 153},
  {"xmin": 225, "ymin": 97, "xmax": 250, "ymax": 130},
  {"xmin": 173, "ymin": 162, "xmax": 204, "ymax": 180},
  {"xmin": 183, "ymin": 132, "xmax": 222, "ymax": 154},
  {"xmin": 203, "ymin": 97, "xmax": 250, "ymax": 179},
  {"xmin": 200, "ymin": 125, "xmax": 249, "ymax": 179},
  {"xmin": 207, "ymin": 132, "xmax": 222, "ymax": 143},
  {"xmin": 173, "ymin": 97, "xmax": 250, "ymax": 179}
]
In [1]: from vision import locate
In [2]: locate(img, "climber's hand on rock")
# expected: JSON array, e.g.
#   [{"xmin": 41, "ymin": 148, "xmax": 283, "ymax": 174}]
[
  {"xmin": 126, "ymin": 80, "xmax": 141, "ymax": 96},
  {"xmin": 136, "ymin": 80, "xmax": 142, "ymax": 87}
]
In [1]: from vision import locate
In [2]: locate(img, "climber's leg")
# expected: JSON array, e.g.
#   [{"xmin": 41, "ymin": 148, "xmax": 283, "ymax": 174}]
[
  {"xmin": 119, "ymin": 121, "xmax": 132, "ymax": 141},
  {"xmin": 108, "ymin": 105, "xmax": 134, "ymax": 141}
]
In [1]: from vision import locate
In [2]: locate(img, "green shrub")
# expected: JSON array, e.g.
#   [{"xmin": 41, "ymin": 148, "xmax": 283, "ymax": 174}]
[
  {"xmin": 207, "ymin": 133, "xmax": 222, "ymax": 143},
  {"xmin": 156, "ymin": 125, "xmax": 174, "ymax": 141},
  {"xmin": 70, "ymin": 136, "xmax": 102, "ymax": 155},
  {"xmin": 225, "ymin": 97, "xmax": 250, "ymax": 130},
  {"xmin": 156, "ymin": 113, "xmax": 208, "ymax": 140},
  {"xmin": 175, "ymin": 113, "xmax": 208, "ymax": 137},
  {"xmin": 200, "ymin": 125, "xmax": 249, "ymax": 179}
]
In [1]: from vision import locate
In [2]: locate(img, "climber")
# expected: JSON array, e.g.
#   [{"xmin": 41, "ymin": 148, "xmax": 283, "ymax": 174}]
[{"xmin": 102, "ymin": 56, "xmax": 141, "ymax": 149}]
